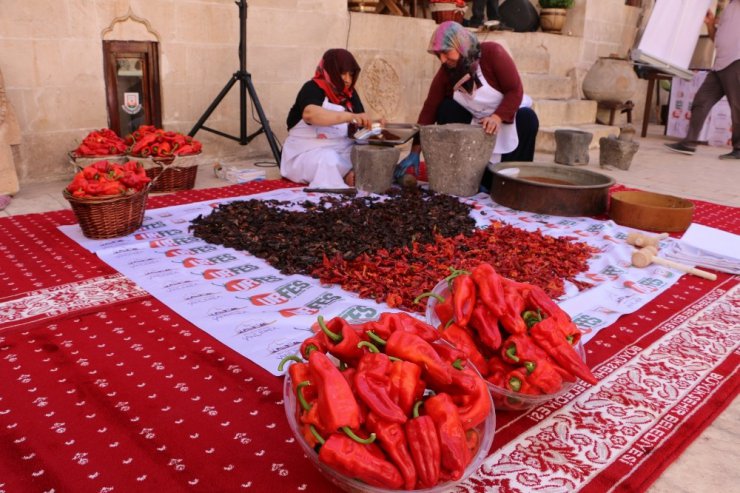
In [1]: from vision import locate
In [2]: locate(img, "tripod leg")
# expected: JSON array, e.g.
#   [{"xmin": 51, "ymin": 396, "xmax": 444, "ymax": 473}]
[
  {"xmin": 245, "ymin": 74, "xmax": 282, "ymax": 165},
  {"xmin": 189, "ymin": 74, "xmax": 239, "ymax": 137}
]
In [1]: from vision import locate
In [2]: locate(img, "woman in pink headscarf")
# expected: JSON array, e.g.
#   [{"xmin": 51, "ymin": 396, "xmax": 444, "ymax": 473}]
[
  {"xmin": 398, "ymin": 21, "xmax": 538, "ymax": 190},
  {"xmin": 281, "ymin": 49, "xmax": 373, "ymax": 189}
]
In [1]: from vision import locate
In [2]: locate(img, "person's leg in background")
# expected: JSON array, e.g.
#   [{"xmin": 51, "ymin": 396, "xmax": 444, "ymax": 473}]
[
  {"xmin": 716, "ymin": 59, "xmax": 740, "ymax": 159},
  {"xmin": 502, "ymin": 107, "xmax": 539, "ymax": 162},
  {"xmin": 469, "ymin": 0, "xmax": 486, "ymax": 27},
  {"xmin": 487, "ymin": 0, "xmax": 500, "ymax": 21},
  {"xmin": 664, "ymin": 71, "xmax": 724, "ymax": 155}
]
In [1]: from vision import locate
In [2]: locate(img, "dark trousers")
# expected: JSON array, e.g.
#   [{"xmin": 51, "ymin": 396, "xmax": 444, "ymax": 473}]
[
  {"xmin": 471, "ymin": 0, "xmax": 500, "ymax": 26},
  {"xmin": 436, "ymin": 97, "xmax": 539, "ymax": 190},
  {"xmin": 681, "ymin": 59, "xmax": 740, "ymax": 151}
]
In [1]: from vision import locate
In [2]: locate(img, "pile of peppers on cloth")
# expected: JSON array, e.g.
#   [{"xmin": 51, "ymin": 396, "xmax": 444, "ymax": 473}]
[
  {"xmin": 125, "ymin": 125, "xmax": 202, "ymax": 158},
  {"xmin": 65, "ymin": 160, "xmax": 151, "ymax": 198},
  {"xmin": 73, "ymin": 128, "xmax": 128, "ymax": 157},
  {"xmin": 279, "ymin": 311, "xmax": 493, "ymax": 490},
  {"xmin": 417, "ymin": 261, "xmax": 598, "ymax": 401}
]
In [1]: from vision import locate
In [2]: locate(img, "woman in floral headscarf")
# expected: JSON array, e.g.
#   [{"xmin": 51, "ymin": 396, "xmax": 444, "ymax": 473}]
[
  {"xmin": 281, "ymin": 49, "xmax": 374, "ymax": 189},
  {"xmin": 398, "ymin": 21, "xmax": 538, "ymax": 189}
]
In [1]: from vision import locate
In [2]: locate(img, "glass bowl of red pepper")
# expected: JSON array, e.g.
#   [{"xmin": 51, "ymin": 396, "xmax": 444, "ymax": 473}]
[
  {"xmin": 422, "ymin": 266, "xmax": 596, "ymax": 412},
  {"xmin": 280, "ymin": 320, "xmax": 497, "ymax": 492}
]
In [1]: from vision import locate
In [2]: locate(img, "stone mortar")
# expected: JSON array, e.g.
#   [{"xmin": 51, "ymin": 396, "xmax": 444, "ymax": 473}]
[
  {"xmin": 599, "ymin": 136, "xmax": 639, "ymax": 170},
  {"xmin": 350, "ymin": 145, "xmax": 400, "ymax": 194},
  {"xmin": 554, "ymin": 129, "xmax": 593, "ymax": 166}
]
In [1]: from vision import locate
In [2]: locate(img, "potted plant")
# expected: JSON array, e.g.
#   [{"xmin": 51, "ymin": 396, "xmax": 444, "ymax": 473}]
[{"xmin": 539, "ymin": 0, "xmax": 574, "ymax": 34}]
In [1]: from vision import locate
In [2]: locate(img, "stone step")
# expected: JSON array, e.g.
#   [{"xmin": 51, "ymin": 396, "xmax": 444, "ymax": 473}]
[
  {"xmin": 513, "ymin": 49, "xmax": 550, "ymax": 75},
  {"xmin": 532, "ymin": 99, "xmax": 598, "ymax": 127},
  {"xmin": 536, "ymin": 123, "xmax": 621, "ymax": 153},
  {"xmin": 521, "ymin": 73, "xmax": 573, "ymax": 100}
]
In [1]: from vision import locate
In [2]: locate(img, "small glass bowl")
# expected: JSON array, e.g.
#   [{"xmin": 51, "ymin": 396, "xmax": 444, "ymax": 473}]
[
  {"xmin": 282, "ymin": 366, "xmax": 496, "ymax": 492},
  {"xmin": 423, "ymin": 279, "xmax": 587, "ymax": 412}
]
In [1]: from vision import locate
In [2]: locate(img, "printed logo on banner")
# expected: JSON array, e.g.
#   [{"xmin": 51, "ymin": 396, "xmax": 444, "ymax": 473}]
[
  {"xmin": 623, "ymin": 277, "xmax": 665, "ymax": 294},
  {"xmin": 235, "ymin": 320, "xmax": 278, "ymax": 341},
  {"xmin": 245, "ymin": 280, "xmax": 312, "ymax": 306},
  {"xmin": 126, "ymin": 257, "xmax": 160, "ymax": 268},
  {"xmin": 185, "ymin": 291, "xmax": 223, "ymax": 306},
  {"xmin": 176, "ymin": 254, "xmax": 238, "ymax": 268},
  {"xmin": 138, "ymin": 221, "xmax": 167, "ymax": 231},
  {"xmin": 339, "ymin": 305, "xmax": 380, "ymax": 321},
  {"xmin": 216, "ymin": 275, "xmax": 283, "ymax": 292},
  {"xmin": 585, "ymin": 264, "xmax": 626, "ymax": 282},
  {"xmin": 278, "ymin": 292, "xmax": 343, "ymax": 317},
  {"xmin": 164, "ymin": 245, "xmax": 218, "ymax": 257},
  {"xmin": 134, "ymin": 230, "xmax": 185, "ymax": 240},
  {"xmin": 571, "ymin": 313, "xmax": 603, "ymax": 330},
  {"xmin": 194, "ymin": 265, "xmax": 260, "ymax": 280},
  {"xmin": 143, "ymin": 268, "xmax": 180, "ymax": 280},
  {"xmin": 207, "ymin": 304, "xmax": 252, "ymax": 321},
  {"xmin": 162, "ymin": 279, "xmax": 200, "ymax": 293},
  {"xmin": 149, "ymin": 237, "xmax": 201, "ymax": 248}
]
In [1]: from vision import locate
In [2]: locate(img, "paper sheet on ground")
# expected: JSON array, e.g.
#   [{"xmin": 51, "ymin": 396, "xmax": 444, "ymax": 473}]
[{"xmin": 60, "ymin": 188, "xmax": 686, "ymax": 375}]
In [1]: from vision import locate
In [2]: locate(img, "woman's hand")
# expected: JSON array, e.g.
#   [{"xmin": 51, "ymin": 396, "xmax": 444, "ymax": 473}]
[
  {"xmin": 350, "ymin": 112, "xmax": 373, "ymax": 129},
  {"xmin": 479, "ymin": 114, "xmax": 502, "ymax": 135}
]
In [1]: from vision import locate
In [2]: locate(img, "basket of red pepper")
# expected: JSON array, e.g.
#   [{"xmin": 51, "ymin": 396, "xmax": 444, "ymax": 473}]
[
  {"xmin": 420, "ymin": 262, "xmax": 598, "ymax": 411},
  {"xmin": 63, "ymin": 160, "xmax": 151, "ymax": 239},
  {"xmin": 280, "ymin": 312, "xmax": 495, "ymax": 491},
  {"xmin": 69, "ymin": 128, "xmax": 129, "ymax": 170},
  {"xmin": 125, "ymin": 125, "xmax": 203, "ymax": 193}
]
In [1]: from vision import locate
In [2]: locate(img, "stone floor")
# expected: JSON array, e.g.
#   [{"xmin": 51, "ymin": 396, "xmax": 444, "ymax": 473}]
[{"xmin": 1, "ymin": 124, "xmax": 738, "ymax": 492}]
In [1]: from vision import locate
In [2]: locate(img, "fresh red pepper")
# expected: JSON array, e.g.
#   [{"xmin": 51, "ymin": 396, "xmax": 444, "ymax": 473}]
[
  {"xmin": 498, "ymin": 282, "xmax": 528, "ymax": 334},
  {"xmin": 405, "ymin": 402, "xmax": 441, "ymax": 488},
  {"xmin": 317, "ymin": 316, "xmax": 365, "ymax": 365},
  {"xmin": 385, "ymin": 331, "xmax": 453, "ymax": 387},
  {"xmin": 424, "ymin": 393, "xmax": 470, "ymax": 481},
  {"xmin": 486, "ymin": 355, "xmax": 518, "ymax": 388},
  {"xmin": 387, "ymin": 360, "xmax": 425, "ymax": 416},
  {"xmin": 434, "ymin": 293, "xmax": 454, "ymax": 327},
  {"xmin": 505, "ymin": 368, "xmax": 541, "ymax": 395},
  {"xmin": 307, "ymin": 351, "xmax": 362, "ymax": 432},
  {"xmin": 471, "ymin": 263, "xmax": 506, "ymax": 318},
  {"xmin": 451, "ymin": 365, "xmax": 492, "ymax": 430},
  {"xmin": 318, "ymin": 432, "xmax": 404, "ymax": 489},
  {"xmin": 525, "ymin": 284, "xmax": 583, "ymax": 345},
  {"xmin": 530, "ymin": 317, "xmax": 597, "ymax": 385},
  {"xmin": 366, "ymin": 413, "xmax": 417, "ymax": 490},
  {"xmin": 389, "ymin": 312, "xmax": 440, "ymax": 343},
  {"xmin": 468, "ymin": 302, "xmax": 502, "ymax": 351},
  {"xmin": 452, "ymin": 274, "xmax": 476, "ymax": 327},
  {"xmin": 526, "ymin": 358, "xmax": 564, "ymax": 394},
  {"xmin": 354, "ymin": 353, "xmax": 407, "ymax": 424},
  {"xmin": 299, "ymin": 334, "xmax": 326, "ymax": 360},
  {"xmin": 439, "ymin": 322, "xmax": 488, "ymax": 376}
]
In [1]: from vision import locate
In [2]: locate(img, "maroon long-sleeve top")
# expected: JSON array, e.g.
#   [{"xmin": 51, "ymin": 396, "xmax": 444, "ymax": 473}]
[{"xmin": 417, "ymin": 42, "xmax": 524, "ymax": 125}]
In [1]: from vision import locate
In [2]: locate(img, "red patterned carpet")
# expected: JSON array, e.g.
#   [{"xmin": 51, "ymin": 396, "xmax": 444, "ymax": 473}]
[{"xmin": 0, "ymin": 180, "xmax": 737, "ymax": 492}]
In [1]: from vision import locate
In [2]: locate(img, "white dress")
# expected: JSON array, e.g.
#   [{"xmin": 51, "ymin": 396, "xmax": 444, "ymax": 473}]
[
  {"xmin": 280, "ymin": 98, "xmax": 354, "ymax": 189},
  {"xmin": 453, "ymin": 66, "xmax": 532, "ymax": 166}
]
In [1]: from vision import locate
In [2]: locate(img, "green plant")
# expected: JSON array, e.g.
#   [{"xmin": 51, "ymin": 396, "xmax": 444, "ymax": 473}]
[{"xmin": 539, "ymin": 0, "xmax": 574, "ymax": 8}]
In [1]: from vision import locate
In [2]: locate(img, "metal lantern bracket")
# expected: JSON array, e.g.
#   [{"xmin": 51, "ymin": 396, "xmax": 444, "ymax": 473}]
[{"xmin": 189, "ymin": 0, "xmax": 282, "ymax": 165}]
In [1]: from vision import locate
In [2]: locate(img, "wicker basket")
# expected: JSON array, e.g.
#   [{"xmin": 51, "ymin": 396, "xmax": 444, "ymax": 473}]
[
  {"xmin": 138, "ymin": 152, "xmax": 202, "ymax": 193},
  {"xmin": 430, "ymin": 2, "xmax": 466, "ymax": 24},
  {"xmin": 68, "ymin": 151, "xmax": 129, "ymax": 172},
  {"xmin": 64, "ymin": 187, "xmax": 149, "ymax": 239}
]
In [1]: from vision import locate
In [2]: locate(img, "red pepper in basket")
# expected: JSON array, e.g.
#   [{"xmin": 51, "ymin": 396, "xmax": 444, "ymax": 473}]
[
  {"xmin": 525, "ymin": 284, "xmax": 583, "ymax": 345},
  {"xmin": 500, "ymin": 332, "xmax": 574, "ymax": 383},
  {"xmin": 439, "ymin": 322, "xmax": 488, "ymax": 376},
  {"xmin": 366, "ymin": 413, "xmax": 417, "ymax": 490},
  {"xmin": 435, "ymin": 293, "xmax": 454, "ymax": 327},
  {"xmin": 385, "ymin": 331, "xmax": 453, "ymax": 387},
  {"xmin": 486, "ymin": 356, "xmax": 518, "ymax": 388},
  {"xmin": 317, "ymin": 315, "xmax": 364, "ymax": 365},
  {"xmin": 526, "ymin": 358, "xmax": 564, "ymax": 394},
  {"xmin": 498, "ymin": 282, "xmax": 528, "ymax": 334},
  {"xmin": 469, "ymin": 301, "xmax": 503, "ymax": 351},
  {"xmin": 505, "ymin": 368, "xmax": 541, "ymax": 395},
  {"xmin": 452, "ymin": 273, "xmax": 476, "ymax": 327},
  {"xmin": 424, "ymin": 393, "xmax": 470, "ymax": 481},
  {"xmin": 390, "ymin": 312, "xmax": 440, "ymax": 343},
  {"xmin": 307, "ymin": 351, "xmax": 362, "ymax": 432},
  {"xmin": 388, "ymin": 360, "xmax": 425, "ymax": 416},
  {"xmin": 451, "ymin": 365, "xmax": 491, "ymax": 430},
  {"xmin": 318, "ymin": 432, "xmax": 404, "ymax": 489},
  {"xmin": 405, "ymin": 401, "xmax": 441, "ymax": 488},
  {"xmin": 471, "ymin": 263, "xmax": 506, "ymax": 318},
  {"xmin": 299, "ymin": 335, "xmax": 326, "ymax": 360},
  {"xmin": 530, "ymin": 317, "xmax": 597, "ymax": 385},
  {"xmin": 354, "ymin": 353, "xmax": 407, "ymax": 424}
]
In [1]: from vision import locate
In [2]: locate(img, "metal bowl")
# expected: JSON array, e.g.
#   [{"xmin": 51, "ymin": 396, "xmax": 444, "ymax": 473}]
[{"xmin": 489, "ymin": 162, "xmax": 616, "ymax": 216}]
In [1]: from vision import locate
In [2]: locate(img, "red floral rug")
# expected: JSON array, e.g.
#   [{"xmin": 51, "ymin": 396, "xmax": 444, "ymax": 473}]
[{"xmin": 0, "ymin": 180, "xmax": 737, "ymax": 492}]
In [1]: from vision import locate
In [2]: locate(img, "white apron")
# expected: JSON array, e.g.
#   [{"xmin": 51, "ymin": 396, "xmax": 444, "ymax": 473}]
[
  {"xmin": 280, "ymin": 98, "xmax": 354, "ymax": 189},
  {"xmin": 453, "ymin": 66, "xmax": 532, "ymax": 166}
]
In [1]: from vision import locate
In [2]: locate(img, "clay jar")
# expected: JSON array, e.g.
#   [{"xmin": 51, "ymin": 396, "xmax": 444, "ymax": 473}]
[
  {"xmin": 582, "ymin": 57, "xmax": 639, "ymax": 105},
  {"xmin": 420, "ymin": 123, "xmax": 496, "ymax": 197}
]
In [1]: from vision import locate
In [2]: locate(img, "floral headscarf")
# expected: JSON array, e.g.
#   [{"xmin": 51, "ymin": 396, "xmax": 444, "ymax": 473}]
[
  {"xmin": 311, "ymin": 49, "xmax": 361, "ymax": 110},
  {"xmin": 427, "ymin": 21, "xmax": 481, "ymax": 91}
]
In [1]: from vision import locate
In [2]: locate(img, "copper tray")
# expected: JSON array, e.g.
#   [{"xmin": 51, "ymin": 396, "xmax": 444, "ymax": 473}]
[
  {"xmin": 609, "ymin": 190, "xmax": 694, "ymax": 232},
  {"xmin": 354, "ymin": 123, "xmax": 419, "ymax": 147},
  {"xmin": 489, "ymin": 163, "xmax": 615, "ymax": 216}
]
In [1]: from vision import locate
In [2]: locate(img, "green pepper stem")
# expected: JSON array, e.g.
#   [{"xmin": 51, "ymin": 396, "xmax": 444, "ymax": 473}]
[
  {"xmin": 444, "ymin": 266, "xmax": 470, "ymax": 283},
  {"xmin": 508, "ymin": 377, "xmax": 522, "ymax": 392},
  {"xmin": 523, "ymin": 361, "xmax": 536, "ymax": 374},
  {"xmin": 317, "ymin": 315, "xmax": 341, "ymax": 342},
  {"xmin": 310, "ymin": 425, "xmax": 325, "ymax": 445},
  {"xmin": 342, "ymin": 427, "xmax": 376, "ymax": 444},
  {"xmin": 452, "ymin": 358, "xmax": 465, "ymax": 370},
  {"xmin": 296, "ymin": 381, "xmax": 312, "ymax": 412},
  {"xmin": 388, "ymin": 355, "xmax": 402, "ymax": 362},
  {"xmin": 301, "ymin": 344, "xmax": 319, "ymax": 359},
  {"xmin": 277, "ymin": 354, "xmax": 302, "ymax": 372},
  {"xmin": 412, "ymin": 400, "xmax": 423, "ymax": 418},
  {"xmin": 522, "ymin": 310, "xmax": 543, "ymax": 329},
  {"xmin": 505, "ymin": 345, "xmax": 520, "ymax": 362},
  {"xmin": 357, "ymin": 340, "xmax": 380, "ymax": 353},
  {"xmin": 366, "ymin": 331, "xmax": 387, "ymax": 346},
  {"xmin": 413, "ymin": 292, "xmax": 445, "ymax": 304}
]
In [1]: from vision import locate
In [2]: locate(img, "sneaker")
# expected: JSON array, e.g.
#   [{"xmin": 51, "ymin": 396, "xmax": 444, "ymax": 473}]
[
  {"xmin": 718, "ymin": 150, "xmax": 740, "ymax": 160},
  {"xmin": 664, "ymin": 142, "xmax": 695, "ymax": 155}
]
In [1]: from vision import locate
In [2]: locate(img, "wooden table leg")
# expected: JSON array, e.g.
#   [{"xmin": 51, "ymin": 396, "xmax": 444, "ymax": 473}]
[{"xmin": 641, "ymin": 74, "xmax": 656, "ymax": 138}]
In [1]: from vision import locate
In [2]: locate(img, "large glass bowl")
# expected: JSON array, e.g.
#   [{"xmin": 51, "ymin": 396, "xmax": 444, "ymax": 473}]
[
  {"xmin": 423, "ymin": 279, "xmax": 587, "ymax": 412},
  {"xmin": 282, "ymin": 366, "xmax": 496, "ymax": 492}
]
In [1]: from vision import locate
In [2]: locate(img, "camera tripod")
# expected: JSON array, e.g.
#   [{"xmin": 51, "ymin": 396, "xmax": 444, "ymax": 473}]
[{"xmin": 189, "ymin": 0, "xmax": 282, "ymax": 165}]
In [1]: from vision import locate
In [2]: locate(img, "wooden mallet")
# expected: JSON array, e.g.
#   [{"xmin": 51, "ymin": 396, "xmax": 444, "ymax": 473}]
[
  {"xmin": 626, "ymin": 232, "xmax": 669, "ymax": 248},
  {"xmin": 631, "ymin": 246, "xmax": 717, "ymax": 281}
]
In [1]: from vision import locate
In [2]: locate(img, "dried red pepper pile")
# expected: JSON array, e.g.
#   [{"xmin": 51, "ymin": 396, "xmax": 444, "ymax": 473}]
[
  {"xmin": 73, "ymin": 128, "xmax": 128, "ymax": 156},
  {"xmin": 430, "ymin": 262, "xmax": 597, "ymax": 410},
  {"xmin": 312, "ymin": 222, "xmax": 596, "ymax": 312},
  {"xmin": 281, "ymin": 311, "xmax": 492, "ymax": 489}
]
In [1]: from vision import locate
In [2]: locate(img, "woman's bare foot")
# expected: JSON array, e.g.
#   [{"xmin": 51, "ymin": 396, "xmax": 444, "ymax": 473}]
[{"xmin": 344, "ymin": 170, "xmax": 355, "ymax": 187}]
